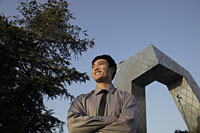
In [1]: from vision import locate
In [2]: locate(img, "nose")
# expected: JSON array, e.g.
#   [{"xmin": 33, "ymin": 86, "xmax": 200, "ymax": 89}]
[
  {"xmin": 94, "ymin": 65, "xmax": 100, "ymax": 70},
  {"xmin": 93, "ymin": 64, "xmax": 100, "ymax": 71}
]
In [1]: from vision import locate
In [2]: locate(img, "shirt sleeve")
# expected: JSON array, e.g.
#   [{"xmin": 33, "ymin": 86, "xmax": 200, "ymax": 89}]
[
  {"xmin": 99, "ymin": 92, "xmax": 138, "ymax": 133},
  {"xmin": 67, "ymin": 94, "xmax": 114, "ymax": 133}
]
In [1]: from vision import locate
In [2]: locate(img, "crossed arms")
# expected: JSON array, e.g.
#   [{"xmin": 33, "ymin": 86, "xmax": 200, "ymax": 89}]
[{"xmin": 67, "ymin": 93, "xmax": 138, "ymax": 133}]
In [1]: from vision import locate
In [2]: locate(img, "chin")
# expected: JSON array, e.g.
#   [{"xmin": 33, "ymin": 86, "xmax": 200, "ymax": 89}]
[{"xmin": 95, "ymin": 78, "xmax": 104, "ymax": 83}]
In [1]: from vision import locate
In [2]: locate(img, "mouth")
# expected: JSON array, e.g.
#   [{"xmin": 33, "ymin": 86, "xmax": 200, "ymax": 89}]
[{"xmin": 94, "ymin": 71, "xmax": 101, "ymax": 75}]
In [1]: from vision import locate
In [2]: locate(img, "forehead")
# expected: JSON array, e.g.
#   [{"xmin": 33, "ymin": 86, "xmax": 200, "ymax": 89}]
[{"xmin": 92, "ymin": 58, "xmax": 108, "ymax": 65}]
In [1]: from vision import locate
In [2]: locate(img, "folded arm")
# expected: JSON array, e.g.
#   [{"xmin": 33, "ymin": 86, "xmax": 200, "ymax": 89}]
[
  {"xmin": 67, "ymin": 95, "xmax": 114, "ymax": 133},
  {"xmin": 99, "ymin": 93, "xmax": 138, "ymax": 133}
]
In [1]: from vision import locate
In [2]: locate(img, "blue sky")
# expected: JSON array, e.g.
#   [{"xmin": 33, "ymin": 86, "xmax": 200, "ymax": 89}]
[{"xmin": 1, "ymin": 0, "xmax": 200, "ymax": 132}]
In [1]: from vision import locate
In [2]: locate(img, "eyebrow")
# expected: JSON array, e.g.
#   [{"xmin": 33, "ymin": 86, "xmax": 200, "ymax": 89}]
[{"xmin": 92, "ymin": 61, "xmax": 106, "ymax": 67}]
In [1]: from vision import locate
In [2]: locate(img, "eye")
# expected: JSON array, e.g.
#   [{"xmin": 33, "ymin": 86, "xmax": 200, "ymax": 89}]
[
  {"xmin": 98, "ymin": 61, "xmax": 105, "ymax": 66},
  {"xmin": 99, "ymin": 62, "xmax": 103, "ymax": 65}
]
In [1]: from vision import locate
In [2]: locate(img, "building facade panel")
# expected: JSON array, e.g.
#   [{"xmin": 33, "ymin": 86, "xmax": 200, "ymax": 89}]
[{"xmin": 114, "ymin": 45, "xmax": 200, "ymax": 132}]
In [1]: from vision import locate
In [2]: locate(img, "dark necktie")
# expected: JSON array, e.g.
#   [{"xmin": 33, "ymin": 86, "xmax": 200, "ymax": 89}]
[{"xmin": 98, "ymin": 90, "xmax": 108, "ymax": 116}]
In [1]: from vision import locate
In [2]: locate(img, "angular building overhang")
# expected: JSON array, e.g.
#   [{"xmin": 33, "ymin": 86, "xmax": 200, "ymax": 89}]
[{"xmin": 114, "ymin": 45, "xmax": 200, "ymax": 133}]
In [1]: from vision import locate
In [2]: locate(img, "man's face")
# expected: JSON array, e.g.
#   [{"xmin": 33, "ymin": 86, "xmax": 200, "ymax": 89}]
[{"xmin": 92, "ymin": 59, "xmax": 113, "ymax": 83}]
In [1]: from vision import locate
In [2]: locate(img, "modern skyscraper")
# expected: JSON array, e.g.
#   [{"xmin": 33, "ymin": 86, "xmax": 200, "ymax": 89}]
[{"xmin": 114, "ymin": 45, "xmax": 200, "ymax": 133}]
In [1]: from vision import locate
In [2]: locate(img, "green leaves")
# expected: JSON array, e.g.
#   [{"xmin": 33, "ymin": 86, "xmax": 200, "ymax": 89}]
[{"xmin": 0, "ymin": 0, "xmax": 94, "ymax": 132}]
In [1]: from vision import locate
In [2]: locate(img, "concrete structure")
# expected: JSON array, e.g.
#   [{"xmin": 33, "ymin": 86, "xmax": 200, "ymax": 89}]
[{"xmin": 114, "ymin": 45, "xmax": 200, "ymax": 132}]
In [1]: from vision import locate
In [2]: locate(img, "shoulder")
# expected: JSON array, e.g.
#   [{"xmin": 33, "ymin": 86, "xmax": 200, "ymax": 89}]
[
  {"xmin": 115, "ymin": 88, "xmax": 136, "ymax": 101},
  {"xmin": 115, "ymin": 88, "xmax": 134, "ymax": 97},
  {"xmin": 70, "ymin": 90, "xmax": 95, "ymax": 110},
  {"xmin": 74, "ymin": 90, "xmax": 95, "ymax": 102},
  {"xmin": 115, "ymin": 89, "xmax": 137, "ymax": 108}
]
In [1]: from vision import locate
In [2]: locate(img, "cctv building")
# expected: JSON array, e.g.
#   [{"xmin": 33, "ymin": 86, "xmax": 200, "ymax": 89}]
[{"xmin": 114, "ymin": 45, "xmax": 200, "ymax": 133}]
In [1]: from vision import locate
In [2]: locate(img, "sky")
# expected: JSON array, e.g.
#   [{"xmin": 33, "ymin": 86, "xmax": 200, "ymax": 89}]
[{"xmin": 0, "ymin": 0, "xmax": 200, "ymax": 133}]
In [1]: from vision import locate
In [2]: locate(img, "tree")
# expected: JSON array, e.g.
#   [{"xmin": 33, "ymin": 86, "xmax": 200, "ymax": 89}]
[
  {"xmin": 0, "ymin": 0, "xmax": 94, "ymax": 132},
  {"xmin": 174, "ymin": 129, "xmax": 189, "ymax": 133},
  {"xmin": 174, "ymin": 129, "xmax": 200, "ymax": 133}
]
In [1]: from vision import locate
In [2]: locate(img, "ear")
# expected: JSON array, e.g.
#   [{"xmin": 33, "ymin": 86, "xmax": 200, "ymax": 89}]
[{"xmin": 110, "ymin": 67, "xmax": 115, "ymax": 74}]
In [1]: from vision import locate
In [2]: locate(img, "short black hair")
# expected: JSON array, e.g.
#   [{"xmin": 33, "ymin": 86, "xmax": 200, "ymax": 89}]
[{"xmin": 92, "ymin": 54, "xmax": 117, "ymax": 80}]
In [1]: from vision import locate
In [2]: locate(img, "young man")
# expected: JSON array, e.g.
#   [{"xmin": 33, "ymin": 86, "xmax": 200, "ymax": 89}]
[{"xmin": 67, "ymin": 55, "xmax": 138, "ymax": 133}]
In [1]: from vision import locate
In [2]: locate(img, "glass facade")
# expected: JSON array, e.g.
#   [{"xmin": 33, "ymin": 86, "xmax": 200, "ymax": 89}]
[{"xmin": 114, "ymin": 45, "xmax": 200, "ymax": 133}]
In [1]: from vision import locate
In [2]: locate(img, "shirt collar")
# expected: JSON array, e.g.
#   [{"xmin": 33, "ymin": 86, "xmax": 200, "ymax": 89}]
[{"xmin": 95, "ymin": 84, "xmax": 116, "ymax": 95}]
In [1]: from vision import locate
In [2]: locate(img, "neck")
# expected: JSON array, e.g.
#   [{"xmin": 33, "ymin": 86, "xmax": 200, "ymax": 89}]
[{"xmin": 96, "ymin": 82, "xmax": 112, "ymax": 90}]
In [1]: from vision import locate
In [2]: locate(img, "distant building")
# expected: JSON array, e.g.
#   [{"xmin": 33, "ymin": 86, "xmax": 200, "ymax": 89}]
[{"xmin": 114, "ymin": 45, "xmax": 200, "ymax": 133}]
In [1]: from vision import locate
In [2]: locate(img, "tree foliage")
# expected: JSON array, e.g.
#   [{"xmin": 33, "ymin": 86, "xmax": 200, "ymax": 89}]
[
  {"xmin": 174, "ymin": 129, "xmax": 189, "ymax": 133},
  {"xmin": 0, "ymin": 0, "xmax": 94, "ymax": 132},
  {"xmin": 174, "ymin": 128, "xmax": 200, "ymax": 133}
]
